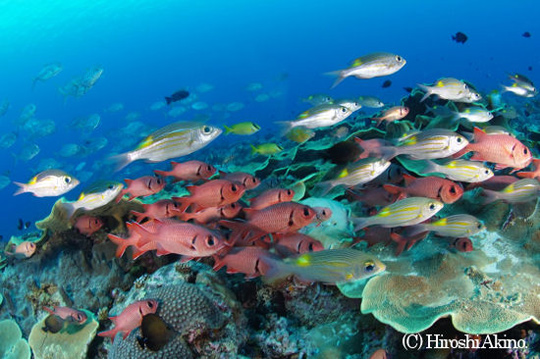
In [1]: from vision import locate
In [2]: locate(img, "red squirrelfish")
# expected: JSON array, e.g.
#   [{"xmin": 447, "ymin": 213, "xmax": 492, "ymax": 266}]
[
  {"xmin": 129, "ymin": 220, "xmax": 227, "ymax": 260},
  {"xmin": 243, "ymin": 202, "xmax": 317, "ymax": 234},
  {"xmin": 131, "ymin": 199, "xmax": 180, "ymax": 222},
  {"xmin": 249, "ymin": 188, "xmax": 295, "ymax": 210},
  {"xmin": 383, "ymin": 174, "xmax": 463, "ymax": 204},
  {"xmin": 154, "ymin": 160, "xmax": 216, "ymax": 182},
  {"xmin": 107, "ymin": 219, "xmax": 164, "ymax": 258},
  {"xmin": 213, "ymin": 246, "xmax": 278, "ymax": 278},
  {"xmin": 355, "ymin": 138, "xmax": 392, "ymax": 160},
  {"xmin": 274, "ymin": 233, "xmax": 324, "ymax": 256},
  {"xmin": 517, "ymin": 158, "xmax": 540, "ymax": 180},
  {"xmin": 5, "ymin": 241, "xmax": 36, "ymax": 259},
  {"xmin": 221, "ymin": 171, "xmax": 261, "ymax": 190},
  {"xmin": 98, "ymin": 299, "xmax": 158, "ymax": 342},
  {"xmin": 43, "ymin": 306, "xmax": 87, "ymax": 324},
  {"xmin": 118, "ymin": 176, "xmax": 165, "ymax": 201},
  {"xmin": 74, "ymin": 215, "xmax": 103, "ymax": 236},
  {"xmin": 173, "ymin": 179, "xmax": 245, "ymax": 211},
  {"xmin": 454, "ymin": 127, "xmax": 532, "ymax": 172},
  {"xmin": 176, "ymin": 203, "xmax": 242, "ymax": 224},
  {"xmin": 372, "ymin": 106, "xmax": 409, "ymax": 125},
  {"xmin": 347, "ymin": 187, "xmax": 399, "ymax": 207}
]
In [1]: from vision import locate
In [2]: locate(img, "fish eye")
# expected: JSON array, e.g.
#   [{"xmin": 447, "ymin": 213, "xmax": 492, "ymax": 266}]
[
  {"xmin": 231, "ymin": 184, "xmax": 237, "ymax": 192},
  {"xmin": 147, "ymin": 301, "xmax": 154, "ymax": 308},
  {"xmin": 484, "ymin": 170, "xmax": 490, "ymax": 174},
  {"xmin": 251, "ymin": 177, "xmax": 257, "ymax": 183},
  {"xmin": 76, "ymin": 314, "xmax": 84, "ymax": 322},
  {"xmin": 207, "ymin": 236, "xmax": 215, "ymax": 246},
  {"xmin": 64, "ymin": 177, "xmax": 71, "ymax": 183},
  {"xmin": 108, "ymin": 184, "xmax": 114, "ymax": 189},
  {"xmin": 308, "ymin": 243, "xmax": 314, "ymax": 251},
  {"xmin": 429, "ymin": 203, "xmax": 436, "ymax": 210},
  {"xmin": 395, "ymin": 55, "xmax": 402, "ymax": 62},
  {"xmin": 457, "ymin": 137, "xmax": 462, "ymax": 143},
  {"xmin": 303, "ymin": 207, "xmax": 310, "ymax": 216},
  {"xmin": 364, "ymin": 261, "xmax": 375, "ymax": 272},
  {"xmin": 477, "ymin": 222, "xmax": 482, "ymax": 229},
  {"xmin": 207, "ymin": 165, "xmax": 212, "ymax": 171},
  {"xmin": 341, "ymin": 107, "xmax": 348, "ymax": 113},
  {"xmin": 450, "ymin": 186, "xmax": 456, "ymax": 194},
  {"xmin": 524, "ymin": 148, "xmax": 528, "ymax": 155},
  {"xmin": 203, "ymin": 126, "xmax": 211, "ymax": 133},
  {"xmin": 230, "ymin": 203, "xmax": 237, "ymax": 209},
  {"xmin": 287, "ymin": 189, "xmax": 292, "ymax": 196},
  {"xmin": 29, "ymin": 243, "xmax": 36, "ymax": 249}
]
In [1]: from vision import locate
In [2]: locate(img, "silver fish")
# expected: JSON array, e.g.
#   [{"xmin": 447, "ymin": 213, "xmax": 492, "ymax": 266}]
[
  {"xmin": 406, "ymin": 214, "xmax": 485, "ymax": 238},
  {"xmin": 318, "ymin": 158, "xmax": 391, "ymax": 194},
  {"xmin": 387, "ymin": 129, "xmax": 469, "ymax": 160},
  {"xmin": 32, "ymin": 62, "xmax": 62, "ymax": 89},
  {"xmin": 112, "ymin": 122, "xmax": 222, "ymax": 170},
  {"xmin": 482, "ymin": 178, "xmax": 540, "ymax": 204},
  {"xmin": 13, "ymin": 169, "xmax": 79, "ymax": 197},
  {"xmin": 63, "ymin": 181, "xmax": 123, "ymax": 218},
  {"xmin": 422, "ymin": 159, "xmax": 494, "ymax": 183},
  {"xmin": 418, "ymin": 78, "xmax": 481, "ymax": 103},
  {"xmin": 328, "ymin": 52, "xmax": 406, "ymax": 88},
  {"xmin": 281, "ymin": 104, "xmax": 352, "ymax": 131},
  {"xmin": 352, "ymin": 197, "xmax": 443, "ymax": 230},
  {"xmin": 357, "ymin": 96, "xmax": 385, "ymax": 108}
]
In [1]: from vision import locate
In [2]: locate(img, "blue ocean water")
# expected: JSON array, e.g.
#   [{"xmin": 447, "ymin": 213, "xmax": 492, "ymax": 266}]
[{"xmin": 0, "ymin": 0, "xmax": 537, "ymax": 238}]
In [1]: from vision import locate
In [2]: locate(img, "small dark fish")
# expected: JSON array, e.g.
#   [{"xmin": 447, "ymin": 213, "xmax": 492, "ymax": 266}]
[
  {"xmin": 138, "ymin": 314, "xmax": 174, "ymax": 351},
  {"xmin": 25, "ymin": 221, "xmax": 31, "ymax": 229},
  {"xmin": 17, "ymin": 219, "xmax": 30, "ymax": 231},
  {"xmin": 382, "ymin": 80, "xmax": 392, "ymax": 88},
  {"xmin": 529, "ymin": 66, "xmax": 533, "ymax": 71},
  {"xmin": 523, "ymin": 32, "xmax": 531, "ymax": 38},
  {"xmin": 452, "ymin": 32, "xmax": 468, "ymax": 44},
  {"xmin": 403, "ymin": 87, "xmax": 413, "ymax": 93},
  {"xmin": 165, "ymin": 90, "xmax": 189, "ymax": 105},
  {"xmin": 43, "ymin": 315, "xmax": 65, "ymax": 333}
]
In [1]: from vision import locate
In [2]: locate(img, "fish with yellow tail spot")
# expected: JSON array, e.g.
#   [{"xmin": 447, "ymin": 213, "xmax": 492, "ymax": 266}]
[
  {"xmin": 481, "ymin": 178, "xmax": 540, "ymax": 204},
  {"xmin": 404, "ymin": 214, "xmax": 485, "ymax": 238},
  {"xmin": 417, "ymin": 77, "xmax": 481, "ymax": 103},
  {"xmin": 265, "ymin": 248, "xmax": 385, "ymax": 284},
  {"xmin": 224, "ymin": 121, "xmax": 261, "ymax": 135},
  {"xmin": 13, "ymin": 169, "xmax": 79, "ymax": 197},
  {"xmin": 110, "ymin": 122, "xmax": 222, "ymax": 171},
  {"xmin": 251, "ymin": 143, "xmax": 283, "ymax": 156},
  {"xmin": 62, "ymin": 181, "xmax": 124, "ymax": 218},
  {"xmin": 352, "ymin": 197, "xmax": 443, "ymax": 231},
  {"xmin": 316, "ymin": 157, "xmax": 391, "ymax": 195},
  {"xmin": 325, "ymin": 52, "xmax": 406, "ymax": 88}
]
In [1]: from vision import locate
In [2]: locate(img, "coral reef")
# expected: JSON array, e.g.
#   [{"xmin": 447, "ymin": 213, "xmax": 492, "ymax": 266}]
[
  {"xmin": 0, "ymin": 319, "xmax": 31, "ymax": 359},
  {"xmin": 28, "ymin": 310, "xmax": 98, "ymax": 359}
]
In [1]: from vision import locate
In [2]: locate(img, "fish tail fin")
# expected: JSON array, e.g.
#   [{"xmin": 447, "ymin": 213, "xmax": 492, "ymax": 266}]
[
  {"xmin": 153, "ymin": 170, "xmax": 169, "ymax": 177},
  {"xmin": 250, "ymin": 145, "xmax": 259, "ymax": 155},
  {"xmin": 132, "ymin": 247, "xmax": 147, "ymax": 260},
  {"xmin": 314, "ymin": 181, "xmax": 334, "ymax": 197},
  {"xmin": 420, "ymin": 160, "xmax": 438, "ymax": 175},
  {"xmin": 275, "ymin": 121, "xmax": 294, "ymax": 137},
  {"xmin": 130, "ymin": 210, "xmax": 145, "ymax": 222},
  {"xmin": 480, "ymin": 189, "xmax": 499, "ymax": 205},
  {"xmin": 224, "ymin": 125, "xmax": 232, "ymax": 135},
  {"xmin": 42, "ymin": 306, "xmax": 54, "ymax": 315},
  {"xmin": 452, "ymin": 146, "xmax": 471, "ymax": 159},
  {"xmin": 97, "ymin": 329, "xmax": 117, "ymax": 342},
  {"xmin": 325, "ymin": 70, "xmax": 345, "ymax": 89},
  {"xmin": 107, "ymin": 233, "xmax": 130, "ymax": 258},
  {"xmin": 516, "ymin": 171, "xmax": 536, "ymax": 179},
  {"xmin": 352, "ymin": 217, "xmax": 370, "ymax": 232},
  {"xmin": 262, "ymin": 257, "xmax": 293, "ymax": 283},
  {"xmin": 382, "ymin": 184, "xmax": 406, "ymax": 200},
  {"xmin": 417, "ymin": 83, "xmax": 432, "ymax": 102},
  {"xmin": 62, "ymin": 202, "xmax": 77, "ymax": 219},
  {"xmin": 390, "ymin": 232, "xmax": 408, "ymax": 256},
  {"xmin": 109, "ymin": 152, "xmax": 132, "ymax": 172},
  {"xmin": 12, "ymin": 182, "xmax": 27, "ymax": 196}
]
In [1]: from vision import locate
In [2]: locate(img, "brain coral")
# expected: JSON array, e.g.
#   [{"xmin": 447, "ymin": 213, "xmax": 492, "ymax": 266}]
[{"xmin": 108, "ymin": 328, "xmax": 193, "ymax": 359}]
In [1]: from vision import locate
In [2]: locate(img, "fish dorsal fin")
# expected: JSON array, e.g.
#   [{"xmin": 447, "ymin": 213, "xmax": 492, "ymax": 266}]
[
  {"xmin": 402, "ymin": 174, "xmax": 416, "ymax": 186},
  {"xmin": 473, "ymin": 127, "xmax": 486, "ymax": 140},
  {"xmin": 436, "ymin": 80, "xmax": 444, "ymax": 87},
  {"xmin": 78, "ymin": 192, "xmax": 86, "ymax": 201},
  {"xmin": 136, "ymin": 136, "xmax": 154, "ymax": 150}
]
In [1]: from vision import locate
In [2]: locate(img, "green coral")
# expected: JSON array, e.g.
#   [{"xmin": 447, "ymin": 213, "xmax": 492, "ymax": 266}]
[
  {"xmin": 28, "ymin": 310, "xmax": 99, "ymax": 359},
  {"xmin": 0, "ymin": 319, "xmax": 31, "ymax": 359}
]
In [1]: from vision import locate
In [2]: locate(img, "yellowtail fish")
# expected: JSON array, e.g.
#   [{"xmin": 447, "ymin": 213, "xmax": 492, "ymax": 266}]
[
  {"xmin": 501, "ymin": 82, "xmax": 537, "ymax": 97},
  {"xmin": 422, "ymin": 159, "xmax": 494, "ymax": 183},
  {"xmin": 357, "ymin": 96, "xmax": 384, "ymax": 108},
  {"xmin": 13, "ymin": 170, "xmax": 79, "ymax": 197},
  {"xmin": 406, "ymin": 214, "xmax": 485, "ymax": 238},
  {"xmin": 482, "ymin": 178, "xmax": 540, "ymax": 204},
  {"xmin": 327, "ymin": 52, "xmax": 406, "ymax": 88},
  {"xmin": 352, "ymin": 197, "xmax": 443, "ymax": 230},
  {"xmin": 224, "ymin": 121, "xmax": 261, "ymax": 135},
  {"xmin": 386, "ymin": 129, "xmax": 469, "ymax": 160},
  {"xmin": 63, "ymin": 181, "xmax": 123, "ymax": 218},
  {"xmin": 280, "ymin": 104, "xmax": 352, "ymax": 131},
  {"xmin": 285, "ymin": 127, "xmax": 315, "ymax": 143},
  {"xmin": 508, "ymin": 73, "xmax": 535, "ymax": 92},
  {"xmin": 317, "ymin": 158, "xmax": 391, "ymax": 194},
  {"xmin": 251, "ymin": 143, "xmax": 283, "ymax": 156},
  {"xmin": 418, "ymin": 78, "xmax": 481, "ymax": 103},
  {"xmin": 452, "ymin": 106, "xmax": 493, "ymax": 123},
  {"xmin": 112, "ymin": 122, "xmax": 222, "ymax": 170},
  {"xmin": 267, "ymin": 248, "xmax": 385, "ymax": 284},
  {"xmin": 302, "ymin": 94, "xmax": 334, "ymax": 106}
]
